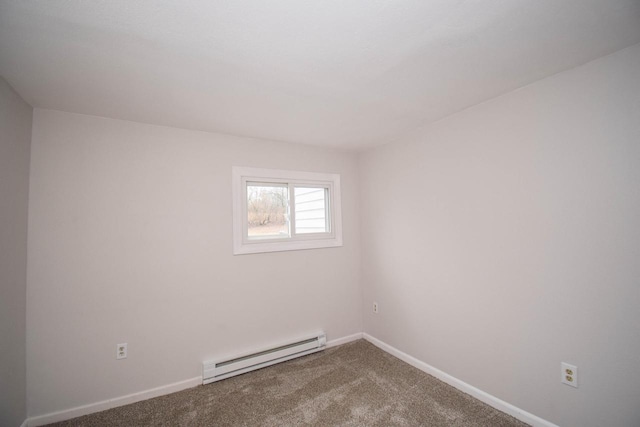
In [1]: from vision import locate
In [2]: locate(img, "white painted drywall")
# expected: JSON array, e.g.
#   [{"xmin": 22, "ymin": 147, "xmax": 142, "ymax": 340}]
[
  {"xmin": 0, "ymin": 77, "xmax": 32, "ymax": 427},
  {"xmin": 26, "ymin": 110, "xmax": 362, "ymax": 417},
  {"xmin": 360, "ymin": 43, "xmax": 640, "ymax": 427},
  {"xmin": 2, "ymin": 1, "xmax": 639, "ymax": 150}
]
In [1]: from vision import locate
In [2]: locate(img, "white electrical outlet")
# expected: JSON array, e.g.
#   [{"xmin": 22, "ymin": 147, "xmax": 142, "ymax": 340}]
[
  {"xmin": 561, "ymin": 362, "xmax": 577, "ymax": 387},
  {"xmin": 373, "ymin": 302, "xmax": 379, "ymax": 313},
  {"xmin": 117, "ymin": 343, "xmax": 128, "ymax": 360}
]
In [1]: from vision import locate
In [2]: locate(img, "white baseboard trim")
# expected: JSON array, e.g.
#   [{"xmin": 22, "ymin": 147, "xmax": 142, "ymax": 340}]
[
  {"xmin": 29, "ymin": 333, "xmax": 548, "ymax": 426},
  {"xmin": 326, "ymin": 332, "xmax": 363, "ymax": 348},
  {"xmin": 27, "ymin": 376, "xmax": 202, "ymax": 427},
  {"xmin": 363, "ymin": 333, "xmax": 558, "ymax": 427},
  {"xmin": 26, "ymin": 332, "xmax": 364, "ymax": 426}
]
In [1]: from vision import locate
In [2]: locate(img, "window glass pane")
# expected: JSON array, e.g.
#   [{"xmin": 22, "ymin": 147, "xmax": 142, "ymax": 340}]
[
  {"xmin": 247, "ymin": 183, "xmax": 290, "ymax": 239},
  {"xmin": 294, "ymin": 187, "xmax": 328, "ymax": 234}
]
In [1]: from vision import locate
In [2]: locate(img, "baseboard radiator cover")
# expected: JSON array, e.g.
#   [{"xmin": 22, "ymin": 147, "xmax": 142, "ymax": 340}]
[{"xmin": 202, "ymin": 332, "xmax": 326, "ymax": 385}]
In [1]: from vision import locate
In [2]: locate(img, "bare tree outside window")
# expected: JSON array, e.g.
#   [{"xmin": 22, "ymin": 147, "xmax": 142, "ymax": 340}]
[
  {"xmin": 233, "ymin": 167, "xmax": 342, "ymax": 254},
  {"xmin": 247, "ymin": 184, "xmax": 290, "ymax": 239}
]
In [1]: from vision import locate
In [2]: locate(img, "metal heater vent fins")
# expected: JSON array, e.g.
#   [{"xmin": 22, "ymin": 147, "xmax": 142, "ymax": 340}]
[{"xmin": 202, "ymin": 332, "xmax": 326, "ymax": 384}]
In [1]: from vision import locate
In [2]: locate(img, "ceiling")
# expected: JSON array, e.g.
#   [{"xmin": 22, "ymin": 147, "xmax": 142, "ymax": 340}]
[{"xmin": 1, "ymin": 1, "xmax": 639, "ymax": 150}]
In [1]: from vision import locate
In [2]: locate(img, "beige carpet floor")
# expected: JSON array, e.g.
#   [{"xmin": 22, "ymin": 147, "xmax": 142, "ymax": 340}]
[{"xmin": 48, "ymin": 339, "xmax": 529, "ymax": 426}]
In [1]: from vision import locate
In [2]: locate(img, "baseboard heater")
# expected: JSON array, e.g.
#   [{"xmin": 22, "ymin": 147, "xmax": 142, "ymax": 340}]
[{"xmin": 202, "ymin": 331, "xmax": 326, "ymax": 385}]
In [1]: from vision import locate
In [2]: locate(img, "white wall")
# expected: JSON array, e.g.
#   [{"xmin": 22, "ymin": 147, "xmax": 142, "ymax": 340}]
[
  {"xmin": 26, "ymin": 109, "xmax": 362, "ymax": 417},
  {"xmin": 23, "ymin": 42, "xmax": 640, "ymax": 426},
  {"xmin": 360, "ymin": 43, "xmax": 640, "ymax": 427},
  {"xmin": 0, "ymin": 77, "xmax": 32, "ymax": 427}
]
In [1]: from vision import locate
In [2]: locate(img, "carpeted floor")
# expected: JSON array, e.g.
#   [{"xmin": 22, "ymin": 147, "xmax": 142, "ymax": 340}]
[{"xmin": 47, "ymin": 339, "xmax": 529, "ymax": 426}]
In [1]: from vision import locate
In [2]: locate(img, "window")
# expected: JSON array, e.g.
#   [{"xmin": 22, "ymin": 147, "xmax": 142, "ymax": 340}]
[{"xmin": 232, "ymin": 167, "xmax": 342, "ymax": 254}]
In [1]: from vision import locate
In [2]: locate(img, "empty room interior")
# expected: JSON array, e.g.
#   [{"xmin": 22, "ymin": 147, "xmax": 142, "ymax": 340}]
[{"xmin": 2, "ymin": 1, "xmax": 640, "ymax": 426}]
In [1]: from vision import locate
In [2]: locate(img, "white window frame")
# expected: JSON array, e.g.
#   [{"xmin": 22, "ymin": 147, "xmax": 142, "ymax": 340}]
[{"xmin": 232, "ymin": 166, "xmax": 343, "ymax": 255}]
